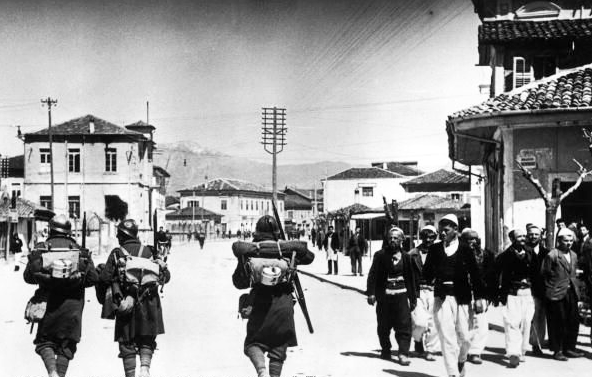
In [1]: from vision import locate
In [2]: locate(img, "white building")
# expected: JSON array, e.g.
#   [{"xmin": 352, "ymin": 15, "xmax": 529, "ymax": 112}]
[
  {"xmin": 177, "ymin": 178, "xmax": 285, "ymax": 235},
  {"xmin": 23, "ymin": 115, "xmax": 164, "ymax": 228},
  {"xmin": 323, "ymin": 167, "xmax": 414, "ymax": 213}
]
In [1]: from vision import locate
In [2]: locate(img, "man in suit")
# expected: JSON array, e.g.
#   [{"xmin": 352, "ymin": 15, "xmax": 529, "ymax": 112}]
[
  {"xmin": 579, "ymin": 225, "xmax": 592, "ymax": 346},
  {"xmin": 348, "ymin": 227, "xmax": 367, "ymax": 276},
  {"xmin": 541, "ymin": 228, "xmax": 583, "ymax": 361},
  {"xmin": 423, "ymin": 214, "xmax": 486, "ymax": 377},
  {"xmin": 526, "ymin": 224, "xmax": 549, "ymax": 356}
]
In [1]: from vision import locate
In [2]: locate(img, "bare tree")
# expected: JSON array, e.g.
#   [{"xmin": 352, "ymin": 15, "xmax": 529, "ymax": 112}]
[{"xmin": 516, "ymin": 158, "xmax": 591, "ymax": 248}]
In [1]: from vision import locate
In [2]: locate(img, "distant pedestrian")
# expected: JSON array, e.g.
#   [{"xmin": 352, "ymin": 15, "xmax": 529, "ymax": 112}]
[
  {"xmin": 348, "ymin": 227, "xmax": 366, "ymax": 276},
  {"xmin": 310, "ymin": 228, "xmax": 316, "ymax": 246},
  {"xmin": 542, "ymin": 228, "xmax": 583, "ymax": 361},
  {"xmin": 187, "ymin": 231, "xmax": 192, "ymax": 242},
  {"xmin": 10, "ymin": 232, "xmax": 23, "ymax": 254},
  {"xmin": 367, "ymin": 227, "xmax": 417, "ymax": 366},
  {"xmin": 198, "ymin": 232, "xmax": 206, "ymax": 250},
  {"xmin": 423, "ymin": 214, "xmax": 486, "ymax": 377},
  {"xmin": 322, "ymin": 226, "xmax": 339, "ymax": 275}
]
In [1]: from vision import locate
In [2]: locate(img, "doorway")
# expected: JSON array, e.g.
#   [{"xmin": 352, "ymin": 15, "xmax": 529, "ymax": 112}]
[{"xmin": 560, "ymin": 181, "xmax": 592, "ymax": 227}]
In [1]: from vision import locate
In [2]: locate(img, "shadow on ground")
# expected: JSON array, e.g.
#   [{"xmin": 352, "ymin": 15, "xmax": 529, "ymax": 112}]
[{"xmin": 383, "ymin": 369, "xmax": 438, "ymax": 377}]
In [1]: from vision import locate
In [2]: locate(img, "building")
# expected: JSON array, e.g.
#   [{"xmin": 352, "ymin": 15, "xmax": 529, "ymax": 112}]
[
  {"xmin": 177, "ymin": 178, "xmax": 285, "ymax": 235},
  {"xmin": 323, "ymin": 165, "xmax": 419, "ymax": 213},
  {"xmin": 447, "ymin": 1, "xmax": 592, "ymax": 251},
  {"xmin": 164, "ymin": 206, "xmax": 222, "ymax": 236},
  {"xmin": 1, "ymin": 155, "xmax": 25, "ymax": 199},
  {"xmin": 23, "ymin": 114, "xmax": 161, "ymax": 228},
  {"xmin": 283, "ymin": 187, "xmax": 314, "ymax": 227}
]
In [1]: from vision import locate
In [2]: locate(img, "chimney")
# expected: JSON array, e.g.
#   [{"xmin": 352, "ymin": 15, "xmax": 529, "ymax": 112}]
[{"xmin": 89, "ymin": 120, "xmax": 95, "ymax": 134}]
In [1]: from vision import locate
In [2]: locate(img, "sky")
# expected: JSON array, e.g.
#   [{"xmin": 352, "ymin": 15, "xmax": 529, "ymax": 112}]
[{"xmin": 0, "ymin": 0, "xmax": 489, "ymax": 171}]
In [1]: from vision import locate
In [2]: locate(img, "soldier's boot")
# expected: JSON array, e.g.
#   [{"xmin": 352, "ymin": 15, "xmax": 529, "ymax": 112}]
[
  {"xmin": 269, "ymin": 358, "xmax": 284, "ymax": 377},
  {"xmin": 122, "ymin": 356, "xmax": 136, "ymax": 377},
  {"xmin": 56, "ymin": 355, "xmax": 69, "ymax": 377}
]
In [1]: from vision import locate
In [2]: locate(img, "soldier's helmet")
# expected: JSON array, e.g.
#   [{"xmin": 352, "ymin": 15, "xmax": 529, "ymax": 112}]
[
  {"xmin": 255, "ymin": 215, "xmax": 280, "ymax": 239},
  {"xmin": 49, "ymin": 214, "xmax": 72, "ymax": 235},
  {"xmin": 117, "ymin": 219, "xmax": 138, "ymax": 238}
]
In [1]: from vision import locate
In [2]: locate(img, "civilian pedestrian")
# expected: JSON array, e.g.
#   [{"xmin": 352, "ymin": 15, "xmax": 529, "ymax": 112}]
[
  {"xmin": 322, "ymin": 226, "xmax": 339, "ymax": 275},
  {"xmin": 348, "ymin": 227, "xmax": 366, "ymax": 276},
  {"xmin": 526, "ymin": 224, "xmax": 549, "ymax": 356}
]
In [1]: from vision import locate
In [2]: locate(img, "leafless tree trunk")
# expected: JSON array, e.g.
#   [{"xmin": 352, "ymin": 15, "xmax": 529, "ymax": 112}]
[{"xmin": 516, "ymin": 158, "xmax": 590, "ymax": 248}]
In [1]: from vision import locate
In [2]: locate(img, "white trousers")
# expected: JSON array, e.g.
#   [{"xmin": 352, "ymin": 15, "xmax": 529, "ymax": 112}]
[
  {"xmin": 502, "ymin": 289, "xmax": 535, "ymax": 357},
  {"xmin": 468, "ymin": 307, "xmax": 489, "ymax": 355},
  {"xmin": 412, "ymin": 288, "xmax": 440, "ymax": 353},
  {"xmin": 434, "ymin": 296, "xmax": 471, "ymax": 376}
]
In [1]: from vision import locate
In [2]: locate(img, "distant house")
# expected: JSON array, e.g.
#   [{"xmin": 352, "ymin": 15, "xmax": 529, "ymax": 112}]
[
  {"xmin": 1, "ymin": 155, "xmax": 24, "ymax": 200},
  {"xmin": 323, "ymin": 167, "xmax": 414, "ymax": 213},
  {"xmin": 177, "ymin": 178, "xmax": 285, "ymax": 235},
  {"xmin": 283, "ymin": 187, "xmax": 313, "ymax": 228},
  {"xmin": 164, "ymin": 206, "xmax": 223, "ymax": 235},
  {"xmin": 23, "ymin": 114, "xmax": 160, "ymax": 228},
  {"xmin": 371, "ymin": 161, "xmax": 423, "ymax": 177}
]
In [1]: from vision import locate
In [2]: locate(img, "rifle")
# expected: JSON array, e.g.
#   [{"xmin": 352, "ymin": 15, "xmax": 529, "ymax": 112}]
[
  {"xmin": 81, "ymin": 212, "xmax": 87, "ymax": 249},
  {"xmin": 272, "ymin": 200, "xmax": 314, "ymax": 334}
]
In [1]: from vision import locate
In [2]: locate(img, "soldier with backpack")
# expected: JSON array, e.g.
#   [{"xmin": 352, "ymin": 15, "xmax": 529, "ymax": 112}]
[
  {"xmin": 232, "ymin": 215, "xmax": 314, "ymax": 377},
  {"xmin": 23, "ymin": 214, "xmax": 98, "ymax": 377},
  {"xmin": 99, "ymin": 219, "xmax": 170, "ymax": 377}
]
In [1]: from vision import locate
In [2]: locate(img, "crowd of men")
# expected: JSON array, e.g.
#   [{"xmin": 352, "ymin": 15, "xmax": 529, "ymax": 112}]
[{"xmin": 366, "ymin": 213, "xmax": 591, "ymax": 377}]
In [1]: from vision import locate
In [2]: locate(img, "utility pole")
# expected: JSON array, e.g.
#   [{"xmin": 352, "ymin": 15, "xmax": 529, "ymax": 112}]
[
  {"xmin": 41, "ymin": 97, "xmax": 57, "ymax": 209},
  {"xmin": 261, "ymin": 107, "xmax": 286, "ymax": 202},
  {"xmin": 201, "ymin": 174, "xmax": 207, "ymax": 232}
]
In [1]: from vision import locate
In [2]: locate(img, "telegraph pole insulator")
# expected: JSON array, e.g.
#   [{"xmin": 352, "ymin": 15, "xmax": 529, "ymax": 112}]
[{"xmin": 261, "ymin": 107, "xmax": 287, "ymax": 203}]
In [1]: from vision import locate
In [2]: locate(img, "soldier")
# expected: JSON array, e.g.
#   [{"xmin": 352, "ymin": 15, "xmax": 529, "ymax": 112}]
[
  {"xmin": 100, "ymin": 219, "xmax": 170, "ymax": 377},
  {"xmin": 542, "ymin": 228, "xmax": 583, "ymax": 361},
  {"xmin": 232, "ymin": 215, "xmax": 314, "ymax": 377},
  {"xmin": 367, "ymin": 227, "xmax": 418, "ymax": 366},
  {"xmin": 23, "ymin": 214, "xmax": 98, "ymax": 377},
  {"xmin": 408, "ymin": 225, "xmax": 439, "ymax": 361},
  {"xmin": 461, "ymin": 229, "xmax": 496, "ymax": 365},
  {"xmin": 525, "ymin": 224, "xmax": 549, "ymax": 356},
  {"xmin": 494, "ymin": 228, "xmax": 536, "ymax": 368},
  {"xmin": 423, "ymin": 214, "xmax": 485, "ymax": 377}
]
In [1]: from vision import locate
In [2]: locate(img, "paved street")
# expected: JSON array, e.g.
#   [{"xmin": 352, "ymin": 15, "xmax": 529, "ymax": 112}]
[{"xmin": 1, "ymin": 239, "xmax": 591, "ymax": 377}]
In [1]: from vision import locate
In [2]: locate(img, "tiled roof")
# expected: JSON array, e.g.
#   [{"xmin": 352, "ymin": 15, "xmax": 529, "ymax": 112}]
[
  {"xmin": 371, "ymin": 162, "xmax": 423, "ymax": 176},
  {"xmin": 165, "ymin": 206, "xmax": 222, "ymax": 220},
  {"xmin": 450, "ymin": 64, "xmax": 592, "ymax": 119},
  {"xmin": 327, "ymin": 167, "xmax": 403, "ymax": 180},
  {"xmin": 179, "ymin": 178, "xmax": 278, "ymax": 195},
  {"xmin": 479, "ymin": 19, "xmax": 592, "ymax": 44},
  {"xmin": 398, "ymin": 194, "xmax": 469, "ymax": 211},
  {"xmin": 401, "ymin": 169, "xmax": 469, "ymax": 187},
  {"xmin": 30, "ymin": 114, "xmax": 143, "ymax": 136},
  {"xmin": 284, "ymin": 193, "xmax": 312, "ymax": 210},
  {"xmin": 328, "ymin": 203, "xmax": 372, "ymax": 217},
  {"xmin": 0, "ymin": 197, "xmax": 44, "ymax": 218}
]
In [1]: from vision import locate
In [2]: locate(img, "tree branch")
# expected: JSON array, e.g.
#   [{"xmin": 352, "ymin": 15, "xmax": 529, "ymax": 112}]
[
  {"xmin": 515, "ymin": 159, "xmax": 549, "ymax": 205},
  {"xmin": 560, "ymin": 159, "xmax": 592, "ymax": 202}
]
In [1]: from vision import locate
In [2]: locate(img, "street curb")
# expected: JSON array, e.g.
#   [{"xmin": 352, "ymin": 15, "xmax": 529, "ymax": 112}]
[{"xmin": 298, "ymin": 269, "xmax": 367, "ymax": 295}]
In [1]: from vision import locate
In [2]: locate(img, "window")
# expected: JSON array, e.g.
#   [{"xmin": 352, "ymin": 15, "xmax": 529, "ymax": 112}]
[
  {"xmin": 188, "ymin": 200, "xmax": 199, "ymax": 208},
  {"xmin": 533, "ymin": 56, "xmax": 556, "ymax": 80},
  {"xmin": 513, "ymin": 57, "xmax": 532, "ymax": 89},
  {"xmin": 40, "ymin": 148, "xmax": 51, "ymax": 164},
  {"xmin": 256, "ymin": 201, "xmax": 258, "ymax": 210},
  {"xmin": 241, "ymin": 200, "xmax": 243, "ymax": 210},
  {"xmin": 105, "ymin": 148, "xmax": 117, "ymax": 172},
  {"xmin": 221, "ymin": 199, "xmax": 227, "ymax": 210},
  {"xmin": 40, "ymin": 195, "xmax": 52, "ymax": 210},
  {"xmin": 68, "ymin": 196, "xmax": 80, "ymax": 218},
  {"xmin": 266, "ymin": 201, "xmax": 270, "ymax": 211},
  {"xmin": 362, "ymin": 187, "xmax": 374, "ymax": 197},
  {"xmin": 68, "ymin": 149, "xmax": 80, "ymax": 172},
  {"xmin": 451, "ymin": 193, "xmax": 461, "ymax": 201},
  {"xmin": 250, "ymin": 200, "xmax": 253, "ymax": 210},
  {"xmin": 288, "ymin": 210, "xmax": 294, "ymax": 218}
]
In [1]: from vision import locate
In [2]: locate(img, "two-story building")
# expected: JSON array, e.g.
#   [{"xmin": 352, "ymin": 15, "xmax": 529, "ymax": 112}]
[
  {"xmin": 177, "ymin": 178, "xmax": 285, "ymax": 235},
  {"xmin": 447, "ymin": 1, "xmax": 592, "ymax": 251},
  {"xmin": 283, "ymin": 187, "xmax": 314, "ymax": 227},
  {"xmin": 23, "ymin": 114, "xmax": 161, "ymax": 228}
]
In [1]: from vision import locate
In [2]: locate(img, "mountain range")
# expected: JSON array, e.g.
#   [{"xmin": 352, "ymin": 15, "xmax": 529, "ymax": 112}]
[{"xmin": 153, "ymin": 141, "xmax": 353, "ymax": 194}]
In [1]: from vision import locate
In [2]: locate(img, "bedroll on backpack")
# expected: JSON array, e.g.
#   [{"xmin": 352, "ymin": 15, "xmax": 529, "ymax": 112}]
[
  {"xmin": 246, "ymin": 257, "xmax": 291, "ymax": 286},
  {"xmin": 124, "ymin": 256, "xmax": 160, "ymax": 287}
]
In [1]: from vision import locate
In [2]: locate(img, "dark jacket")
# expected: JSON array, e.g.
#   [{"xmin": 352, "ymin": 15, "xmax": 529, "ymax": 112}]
[
  {"xmin": 541, "ymin": 248, "xmax": 580, "ymax": 301},
  {"xmin": 100, "ymin": 238, "xmax": 170, "ymax": 342},
  {"xmin": 408, "ymin": 243, "xmax": 429, "ymax": 291},
  {"xmin": 322, "ymin": 231, "xmax": 340, "ymax": 251},
  {"xmin": 470, "ymin": 246, "xmax": 497, "ymax": 302},
  {"xmin": 495, "ymin": 245, "xmax": 537, "ymax": 303},
  {"xmin": 527, "ymin": 243, "xmax": 550, "ymax": 299},
  {"xmin": 10, "ymin": 235, "xmax": 23, "ymax": 253},
  {"xmin": 232, "ymin": 233, "xmax": 315, "ymax": 350},
  {"xmin": 423, "ymin": 240, "xmax": 485, "ymax": 304},
  {"xmin": 23, "ymin": 235, "xmax": 98, "ymax": 343},
  {"xmin": 366, "ymin": 247, "xmax": 417, "ymax": 305},
  {"xmin": 582, "ymin": 238, "xmax": 592, "ymax": 296},
  {"xmin": 348, "ymin": 232, "xmax": 367, "ymax": 255}
]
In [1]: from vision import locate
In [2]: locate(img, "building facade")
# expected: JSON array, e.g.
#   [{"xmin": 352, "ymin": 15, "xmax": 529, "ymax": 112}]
[
  {"xmin": 23, "ymin": 114, "xmax": 162, "ymax": 228},
  {"xmin": 178, "ymin": 178, "xmax": 285, "ymax": 235}
]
